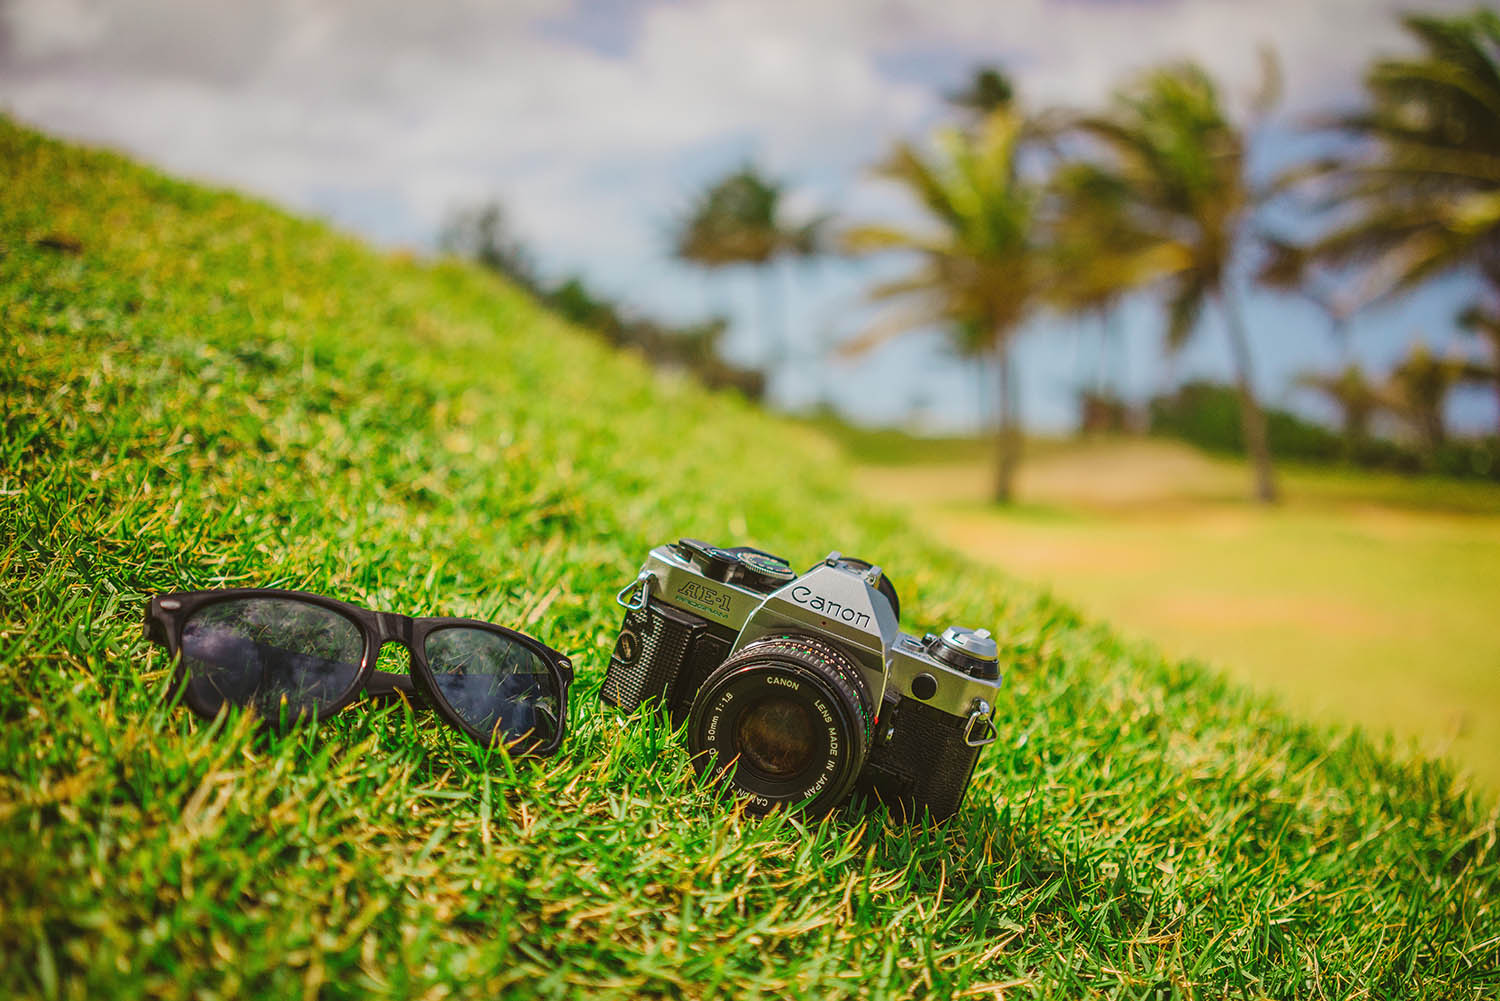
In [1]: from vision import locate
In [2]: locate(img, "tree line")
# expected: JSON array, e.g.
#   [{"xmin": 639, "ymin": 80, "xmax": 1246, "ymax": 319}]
[
  {"xmin": 449, "ymin": 8, "xmax": 1500, "ymax": 504},
  {"xmin": 440, "ymin": 203, "xmax": 765, "ymax": 400}
]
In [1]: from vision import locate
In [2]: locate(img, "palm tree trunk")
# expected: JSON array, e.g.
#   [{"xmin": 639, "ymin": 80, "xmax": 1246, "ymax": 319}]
[
  {"xmin": 1483, "ymin": 273, "xmax": 1500, "ymax": 440},
  {"xmin": 755, "ymin": 265, "xmax": 780, "ymax": 383},
  {"xmin": 993, "ymin": 343, "xmax": 1021, "ymax": 503},
  {"xmin": 1420, "ymin": 405, "xmax": 1446, "ymax": 456},
  {"xmin": 1344, "ymin": 389, "xmax": 1371, "ymax": 451},
  {"xmin": 1332, "ymin": 312, "xmax": 1352, "ymax": 367},
  {"xmin": 977, "ymin": 358, "xmax": 990, "ymax": 433},
  {"xmin": 1071, "ymin": 321, "xmax": 1090, "ymax": 409},
  {"xmin": 1493, "ymin": 375, "xmax": 1500, "ymax": 440},
  {"xmin": 1104, "ymin": 306, "xmax": 1124, "ymax": 397},
  {"xmin": 1218, "ymin": 288, "xmax": 1277, "ymax": 503},
  {"xmin": 1488, "ymin": 330, "xmax": 1500, "ymax": 440}
]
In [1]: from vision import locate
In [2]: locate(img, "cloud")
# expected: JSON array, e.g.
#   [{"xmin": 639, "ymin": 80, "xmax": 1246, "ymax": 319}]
[
  {"xmin": 2, "ymin": 0, "xmax": 1467, "ymax": 259},
  {"xmin": 1, "ymin": 0, "xmax": 1484, "ymax": 426}
]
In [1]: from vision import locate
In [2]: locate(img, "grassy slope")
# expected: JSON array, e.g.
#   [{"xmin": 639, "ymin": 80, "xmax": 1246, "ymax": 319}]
[{"xmin": 1, "ymin": 119, "xmax": 1496, "ymax": 1000}]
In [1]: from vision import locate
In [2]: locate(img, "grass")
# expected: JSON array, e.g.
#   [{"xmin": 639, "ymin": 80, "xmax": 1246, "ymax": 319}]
[
  {"xmin": 2, "ymin": 118, "xmax": 1498, "ymax": 999},
  {"xmin": 856, "ymin": 436, "xmax": 1500, "ymax": 795}
]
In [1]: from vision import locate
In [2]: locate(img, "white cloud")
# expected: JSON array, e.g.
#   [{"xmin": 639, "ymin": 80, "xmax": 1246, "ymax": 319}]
[
  {"xmin": 3, "ymin": 0, "xmax": 108, "ymax": 61},
  {"xmin": 2, "ymin": 0, "xmax": 1465, "ymax": 261},
  {"xmin": 1, "ymin": 0, "xmax": 1485, "ymax": 426}
]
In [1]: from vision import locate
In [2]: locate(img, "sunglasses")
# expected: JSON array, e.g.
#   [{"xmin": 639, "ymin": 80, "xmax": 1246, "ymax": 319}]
[{"xmin": 143, "ymin": 588, "xmax": 573, "ymax": 756}]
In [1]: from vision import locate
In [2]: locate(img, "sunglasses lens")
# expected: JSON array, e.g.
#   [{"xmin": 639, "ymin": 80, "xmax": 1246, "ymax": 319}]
[
  {"xmin": 423, "ymin": 627, "xmax": 561, "ymax": 747},
  {"xmin": 179, "ymin": 598, "xmax": 364, "ymax": 720}
]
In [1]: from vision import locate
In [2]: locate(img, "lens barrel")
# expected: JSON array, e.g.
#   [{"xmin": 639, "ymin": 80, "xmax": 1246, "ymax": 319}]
[{"xmin": 686, "ymin": 635, "xmax": 874, "ymax": 815}]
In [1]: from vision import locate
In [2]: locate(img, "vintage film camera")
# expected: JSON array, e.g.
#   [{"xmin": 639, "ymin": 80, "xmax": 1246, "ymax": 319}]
[{"xmin": 602, "ymin": 539, "xmax": 1002, "ymax": 821}]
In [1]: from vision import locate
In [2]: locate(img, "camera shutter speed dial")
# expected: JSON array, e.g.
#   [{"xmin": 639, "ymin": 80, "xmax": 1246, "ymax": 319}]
[
  {"xmin": 934, "ymin": 627, "xmax": 1000, "ymax": 679},
  {"xmin": 732, "ymin": 550, "xmax": 796, "ymax": 591}
]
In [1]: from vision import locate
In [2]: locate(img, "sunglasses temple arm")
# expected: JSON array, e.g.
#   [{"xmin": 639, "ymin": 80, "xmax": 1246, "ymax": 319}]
[{"xmin": 366, "ymin": 669, "xmax": 429, "ymax": 708}]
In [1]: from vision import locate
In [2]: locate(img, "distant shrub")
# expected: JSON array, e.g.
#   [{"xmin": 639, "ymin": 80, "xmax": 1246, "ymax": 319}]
[
  {"xmin": 1148, "ymin": 381, "xmax": 1500, "ymax": 481},
  {"xmin": 1149, "ymin": 382, "xmax": 1343, "ymax": 460},
  {"xmin": 1077, "ymin": 390, "xmax": 1134, "ymax": 434}
]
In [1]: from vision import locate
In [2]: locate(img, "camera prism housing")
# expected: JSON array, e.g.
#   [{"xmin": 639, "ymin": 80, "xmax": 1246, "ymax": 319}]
[{"xmin": 602, "ymin": 539, "xmax": 1002, "ymax": 821}]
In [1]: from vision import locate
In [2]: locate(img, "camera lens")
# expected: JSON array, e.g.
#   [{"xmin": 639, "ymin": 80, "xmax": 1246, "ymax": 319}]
[
  {"xmin": 736, "ymin": 696, "xmax": 817, "ymax": 777},
  {"xmin": 686, "ymin": 635, "xmax": 874, "ymax": 815}
]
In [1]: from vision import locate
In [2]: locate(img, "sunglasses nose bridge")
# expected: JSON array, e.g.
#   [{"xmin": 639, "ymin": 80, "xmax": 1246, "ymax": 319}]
[{"xmin": 373, "ymin": 611, "xmax": 415, "ymax": 647}]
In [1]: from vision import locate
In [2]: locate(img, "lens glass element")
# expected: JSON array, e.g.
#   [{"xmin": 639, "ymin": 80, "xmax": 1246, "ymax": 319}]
[
  {"xmin": 180, "ymin": 598, "xmax": 364, "ymax": 719},
  {"xmin": 736, "ymin": 695, "xmax": 817, "ymax": 778},
  {"xmin": 688, "ymin": 635, "xmax": 873, "ymax": 814},
  {"xmin": 424, "ymin": 627, "xmax": 561, "ymax": 746}
]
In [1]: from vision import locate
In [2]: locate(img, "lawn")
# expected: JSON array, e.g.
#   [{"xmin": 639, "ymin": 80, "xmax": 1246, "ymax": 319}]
[
  {"xmin": 854, "ymin": 437, "xmax": 1500, "ymax": 795},
  {"xmin": 3, "ymin": 118, "xmax": 1497, "ymax": 999}
]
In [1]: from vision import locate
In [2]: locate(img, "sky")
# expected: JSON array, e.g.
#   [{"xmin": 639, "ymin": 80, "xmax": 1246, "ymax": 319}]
[{"xmin": 2, "ymin": 0, "xmax": 1494, "ymax": 433}]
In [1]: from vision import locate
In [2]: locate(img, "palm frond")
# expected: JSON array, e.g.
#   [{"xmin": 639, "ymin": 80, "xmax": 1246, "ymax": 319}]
[
  {"xmin": 865, "ymin": 270, "xmax": 948, "ymax": 304},
  {"xmin": 1457, "ymin": 303, "xmax": 1500, "ymax": 358},
  {"xmin": 1293, "ymin": 10, "xmax": 1500, "ymax": 302},
  {"xmin": 841, "ymin": 224, "xmax": 948, "ymax": 257},
  {"xmin": 1050, "ymin": 62, "xmax": 1247, "ymax": 329},
  {"xmin": 1164, "ymin": 276, "xmax": 1208, "ymax": 353},
  {"xmin": 875, "ymin": 143, "xmax": 966, "ymax": 232},
  {"xmin": 835, "ymin": 301, "xmax": 950, "ymax": 357},
  {"xmin": 674, "ymin": 164, "xmax": 823, "ymax": 270},
  {"xmin": 846, "ymin": 106, "xmax": 1041, "ymax": 358},
  {"xmin": 1255, "ymin": 236, "xmax": 1310, "ymax": 293}
]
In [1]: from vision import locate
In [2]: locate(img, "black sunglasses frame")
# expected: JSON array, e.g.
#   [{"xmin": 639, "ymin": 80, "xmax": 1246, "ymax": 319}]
[{"xmin": 143, "ymin": 588, "xmax": 574, "ymax": 757}]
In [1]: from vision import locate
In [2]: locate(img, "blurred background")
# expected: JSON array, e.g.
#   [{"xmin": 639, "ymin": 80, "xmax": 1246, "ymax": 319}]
[{"xmin": 3, "ymin": 0, "xmax": 1497, "ymax": 786}]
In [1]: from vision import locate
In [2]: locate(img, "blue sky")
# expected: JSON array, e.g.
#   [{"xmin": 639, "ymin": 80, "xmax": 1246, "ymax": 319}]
[{"xmin": 2, "ymin": 0, "xmax": 1493, "ymax": 433}]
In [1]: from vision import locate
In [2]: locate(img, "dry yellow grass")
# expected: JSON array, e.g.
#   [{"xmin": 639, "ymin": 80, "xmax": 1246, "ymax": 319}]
[{"xmin": 857, "ymin": 438, "xmax": 1500, "ymax": 793}]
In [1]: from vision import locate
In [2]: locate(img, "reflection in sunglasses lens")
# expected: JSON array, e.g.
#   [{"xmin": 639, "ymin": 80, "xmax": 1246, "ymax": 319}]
[
  {"xmin": 180, "ymin": 598, "xmax": 364, "ymax": 720},
  {"xmin": 424, "ymin": 627, "xmax": 560, "ymax": 747}
]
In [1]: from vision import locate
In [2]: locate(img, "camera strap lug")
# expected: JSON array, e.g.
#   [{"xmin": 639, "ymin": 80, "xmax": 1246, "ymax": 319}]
[
  {"xmin": 963, "ymin": 699, "xmax": 998, "ymax": 747},
  {"xmin": 615, "ymin": 571, "xmax": 656, "ymax": 611}
]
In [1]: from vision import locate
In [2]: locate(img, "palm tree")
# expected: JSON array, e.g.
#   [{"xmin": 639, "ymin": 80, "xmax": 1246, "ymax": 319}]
[
  {"xmin": 1296, "ymin": 364, "xmax": 1381, "ymax": 450},
  {"xmin": 1298, "ymin": 9, "xmax": 1500, "ymax": 406},
  {"xmin": 673, "ymin": 166, "xmax": 823, "ymax": 378},
  {"xmin": 948, "ymin": 66, "xmax": 1016, "ymax": 119},
  {"xmin": 1043, "ymin": 160, "xmax": 1185, "ymax": 416},
  {"xmin": 1457, "ymin": 303, "xmax": 1500, "ymax": 435},
  {"xmin": 844, "ymin": 107, "xmax": 1042, "ymax": 502},
  {"xmin": 1064, "ymin": 64, "xmax": 1278, "ymax": 501},
  {"xmin": 1382, "ymin": 343, "xmax": 1484, "ymax": 460}
]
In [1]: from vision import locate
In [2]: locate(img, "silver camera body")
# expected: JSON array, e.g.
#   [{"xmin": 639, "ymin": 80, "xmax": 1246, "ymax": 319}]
[{"xmin": 603, "ymin": 539, "xmax": 1002, "ymax": 821}]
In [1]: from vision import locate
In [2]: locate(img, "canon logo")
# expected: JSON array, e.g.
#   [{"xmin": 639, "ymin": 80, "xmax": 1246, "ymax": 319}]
[{"xmin": 789, "ymin": 585, "xmax": 871, "ymax": 629}]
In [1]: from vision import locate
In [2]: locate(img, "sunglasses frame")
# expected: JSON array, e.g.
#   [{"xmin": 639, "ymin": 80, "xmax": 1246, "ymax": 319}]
[{"xmin": 143, "ymin": 588, "xmax": 574, "ymax": 757}]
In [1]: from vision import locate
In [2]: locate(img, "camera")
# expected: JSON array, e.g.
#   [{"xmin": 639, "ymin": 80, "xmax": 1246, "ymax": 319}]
[{"xmin": 601, "ymin": 539, "xmax": 1001, "ymax": 821}]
